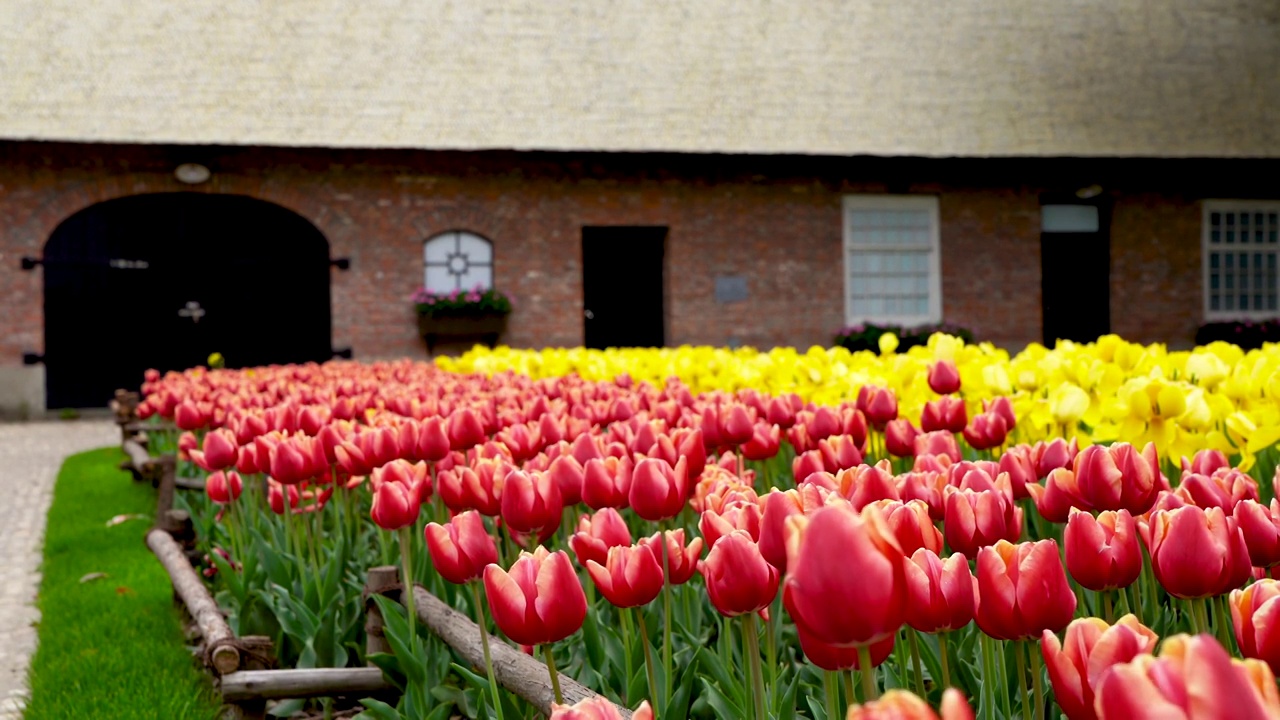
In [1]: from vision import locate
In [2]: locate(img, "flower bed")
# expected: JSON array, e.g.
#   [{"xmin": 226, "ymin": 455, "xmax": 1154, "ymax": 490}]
[{"xmin": 136, "ymin": 334, "xmax": 1280, "ymax": 720}]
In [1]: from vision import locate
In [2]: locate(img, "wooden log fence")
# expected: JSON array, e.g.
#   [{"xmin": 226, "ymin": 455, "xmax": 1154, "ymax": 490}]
[{"xmin": 124, "ymin": 388, "xmax": 627, "ymax": 717}]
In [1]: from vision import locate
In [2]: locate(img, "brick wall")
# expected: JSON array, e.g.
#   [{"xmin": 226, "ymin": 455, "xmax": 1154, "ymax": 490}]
[{"xmin": 1, "ymin": 144, "xmax": 1275, "ymax": 405}]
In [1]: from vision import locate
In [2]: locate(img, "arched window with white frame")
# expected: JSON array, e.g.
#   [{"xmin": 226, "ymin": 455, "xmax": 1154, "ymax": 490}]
[{"xmin": 422, "ymin": 231, "xmax": 494, "ymax": 292}]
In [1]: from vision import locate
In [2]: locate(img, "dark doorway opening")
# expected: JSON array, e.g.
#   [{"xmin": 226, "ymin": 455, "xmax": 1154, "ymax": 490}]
[
  {"xmin": 43, "ymin": 193, "xmax": 332, "ymax": 409},
  {"xmin": 582, "ymin": 226, "xmax": 666, "ymax": 348},
  {"xmin": 1040, "ymin": 197, "xmax": 1111, "ymax": 346}
]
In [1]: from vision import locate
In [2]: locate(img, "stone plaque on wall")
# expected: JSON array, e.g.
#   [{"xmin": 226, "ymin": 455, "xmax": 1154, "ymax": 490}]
[{"xmin": 715, "ymin": 275, "xmax": 748, "ymax": 304}]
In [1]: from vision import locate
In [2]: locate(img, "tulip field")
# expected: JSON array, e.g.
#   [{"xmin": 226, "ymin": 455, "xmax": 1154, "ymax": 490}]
[{"xmin": 137, "ymin": 333, "xmax": 1280, "ymax": 720}]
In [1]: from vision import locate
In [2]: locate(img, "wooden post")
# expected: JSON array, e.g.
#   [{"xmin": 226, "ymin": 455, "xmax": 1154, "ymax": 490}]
[
  {"xmin": 364, "ymin": 566, "xmax": 399, "ymax": 662},
  {"xmin": 220, "ymin": 668, "xmax": 393, "ymax": 702},
  {"xmin": 154, "ymin": 455, "xmax": 178, "ymax": 519},
  {"xmin": 408, "ymin": 586, "xmax": 631, "ymax": 717},
  {"xmin": 146, "ymin": 526, "xmax": 240, "ymax": 675}
]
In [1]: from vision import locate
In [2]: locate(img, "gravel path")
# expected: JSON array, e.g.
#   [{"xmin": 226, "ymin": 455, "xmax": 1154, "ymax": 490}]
[{"xmin": 0, "ymin": 420, "xmax": 117, "ymax": 719}]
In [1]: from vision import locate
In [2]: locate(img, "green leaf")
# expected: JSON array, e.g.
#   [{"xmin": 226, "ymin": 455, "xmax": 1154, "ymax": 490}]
[
  {"xmin": 699, "ymin": 678, "xmax": 746, "ymax": 720},
  {"xmin": 662, "ymin": 648, "xmax": 700, "ymax": 720},
  {"xmin": 267, "ymin": 698, "xmax": 305, "ymax": 717},
  {"xmin": 356, "ymin": 698, "xmax": 403, "ymax": 720}
]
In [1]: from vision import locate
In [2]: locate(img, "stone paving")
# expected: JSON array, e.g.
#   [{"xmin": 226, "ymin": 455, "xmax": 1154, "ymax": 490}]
[{"xmin": 0, "ymin": 420, "xmax": 117, "ymax": 720}]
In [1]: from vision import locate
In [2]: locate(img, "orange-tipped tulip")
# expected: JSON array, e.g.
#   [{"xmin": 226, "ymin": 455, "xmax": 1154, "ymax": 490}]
[
  {"xmin": 1065, "ymin": 509, "xmax": 1142, "ymax": 592},
  {"xmin": 975, "ymin": 539, "xmax": 1076, "ymax": 640},
  {"xmin": 783, "ymin": 503, "xmax": 906, "ymax": 647},
  {"xmin": 639, "ymin": 529, "xmax": 703, "ymax": 585},
  {"xmin": 699, "ymin": 502, "xmax": 762, "ymax": 549},
  {"xmin": 1040, "ymin": 615, "xmax": 1158, "ymax": 720},
  {"xmin": 845, "ymin": 689, "xmax": 974, "ymax": 720},
  {"xmin": 1231, "ymin": 579, "xmax": 1280, "ymax": 675},
  {"xmin": 483, "ymin": 547, "xmax": 587, "ymax": 646},
  {"xmin": 701, "ymin": 530, "xmax": 778, "ymax": 617},
  {"xmin": 904, "ymin": 548, "xmax": 975, "ymax": 633},
  {"xmin": 587, "ymin": 544, "xmax": 664, "ymax": 608},
  {"xmin": 943, "ymin": 485, "xmax": 1023, "ymax": 558},
  {"xmin": 875, "ymin": 499, "xmax": 944, "ymax": 557},
  {"xmin": 1093, "ymin": 634, "xmax": 1280, "ymax": 720},
  {"xmin": 1148, "ymin": 505, "xmax": 1251, "ymax": 599},
  {"xmin": 425, "ymin": 510, "xmax": 499, "ymax": 585}
]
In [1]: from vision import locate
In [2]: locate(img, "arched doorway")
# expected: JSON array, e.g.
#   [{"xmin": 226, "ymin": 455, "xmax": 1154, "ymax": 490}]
[{"xmin": 43, "ymin": 193, "xmax": 332, "ymax": 408}]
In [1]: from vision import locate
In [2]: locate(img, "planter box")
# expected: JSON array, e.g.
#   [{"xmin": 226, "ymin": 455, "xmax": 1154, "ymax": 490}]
[{"xmin": 417, "ymin": 314, "xmax": 508, "ymax": 353}]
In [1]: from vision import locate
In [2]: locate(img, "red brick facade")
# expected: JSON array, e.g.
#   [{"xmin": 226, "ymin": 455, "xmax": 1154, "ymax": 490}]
[{"xmin": 0, "ymin": 144, "xmax": 1275, "ymax": 405}]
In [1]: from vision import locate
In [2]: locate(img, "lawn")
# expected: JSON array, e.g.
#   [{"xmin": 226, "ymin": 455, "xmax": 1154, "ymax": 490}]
[{"xmin": 23, "ymin": 447, "xmax": 223, "ymax": 720}]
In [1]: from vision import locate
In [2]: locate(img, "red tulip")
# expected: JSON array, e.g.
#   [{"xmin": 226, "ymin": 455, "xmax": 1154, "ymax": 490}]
[
  {"xmin": 1148, "ymin": 505, "xmax": 1251, "ymax": 598},
  {"xmin": 719, "ymin": 404, "xmax": 755, "ymax": 446},
  {"xmin": 758, "ymin": 488, "xmax": 809, "ymax": 572},
  {"xmin": 741, "ymin": 423, "xmax": 781, "ymax": 461},
  {"xmin": 1040, "ymin": 615, "xmax": 1158, "ymax": 720},
  {"xmin": 797, "ymin": 626, "xmax": 894, "ymax": 671},
  {"xmin": 1026, "ymin": 467, "xmax": 1088, "ymax": 523},
  {"xmin": 1236, "ymin": 499, "xmax": 1280, "ymax": 568},
  {"xmin": 914, "ymin": 431, "xmax": 961, "ymax": 463},
  {"xmin": 268, "ymin": 482, "xmax": 299, "ymax": 515},
  {"xmin": 569, "ymin": 508, "xmax": 632, "ymax": 568},
  {"xmin": 962, "ymin": 412, "xmax": 1009, "ymax": 451},
  {"xmin": 448, "ymin": 408, "xmax": 487, "ymax": 452},
  {"xmin": 860, "ymin": 386, "xmax": 899, "ymax": 430},
  {"xmin": 425, "ymin": 510, "xmax": 499, "ymax": 585},
  {"xmin": 177, "ymin": 431, "xmax": 199, "ymax": 460},
  {"xmin": 1065, "ymin": 509, "xmax": 1142, "ymax": 592},
  {"xmin": 928, "ymin": 360, "xmax": 962, "ymax": 395},
  {"xmin": 943, "ymin": 485, "xmax": 1023, "ymax": 558},
  {"xmin": 898, "ymin": 471, "xmax": 947, "ymax": 520},
  {"xmin": 1232, "ymin": 579, "xmax": 1280, "ymax": 675},
  {"xmin": 975, "ymin": 539, "xmax": 1077, "ymax": 640},
  {"xmin": 206, "ymin": 470, "xmax": 243, "ymax": 504},
  {"xmin": 791, "ymin": 450, "xmax": 827, "ymax": 484},
  {"xmin": 581, "ymin": 456, "xmax": 632, "ymax": 510},
  {"xmin": 1092, "ymin": 634, "xmax": 1280, "ymax": 720},
  {"xmin": 904, "ymin": 548, "xmax": 975, "ymax": 633},
  {"xmin": 701, "ymin": 530, "xmax": 778, "ymax": 617},
  {"xmin": 845, "ymin": 689, "xmax": 974, "ymax": 720},
  {"xmin": 629, "ymin": 457, "xmax": 689, "ymax": 521},
  {"xmin": 546, "ymin": 454, "xmax": 584, "ymax": 506},
  {"xmin": 414, "ymin": 417, "xmax": 452, "ymax": 462},
  {"xmin": 587, "ymin": 544, "xmax": 665, "ymax": 608},
  {"xmin": 885, "ymin": 419, "xmax": 921, "ymax": 458},
  {"xmin": 998, "ymin": 445, "xmax": 1036, "ymax": 500},
  {"xmin": 921, "ymin": 397, "xmax": 967, "ymax": 434},
  {"xmin": 1182, "ymin": 448, "xmax": 1230, "ymax": 476},
  {"xmin": 818, "ymin": 435, "xmax": 864, "ymax": 473},
  {"xmin": 437, "ymin": 462, "xmax": 506, "ymax": 516},
  {"xmin": 371, "ymin": 479, "xmax": 420, "ymax": 530},
  {"xmin": 874, "ymin": 499, "xmax": 943, "ymax": 557},
  {"xmin": 500, "ymin": 470, "xmax": 563, "ymax": 540},
  {"xmin": 175, "ymin": 400, "xmax": 207, "ymax": 431},
  {"xmin": 782, "ymin": 504, "xmax": 906, "ymax": 647},
  {"xmin": 984, "ymin": 396, "xmax": 1017, "ymax": 431},
  {"xmin": 766, "ymin": 394, "xmax": 800, "ymax": 429},
  {"xmin": 699, "ymin": 502, "xmax": 762, "ymax": 549},
  {"xmin": 1032, "ymin": 438, "xmax": 1079, "ymax": 479},
  {"xmin": 484, "ymin": 547, "xmax": 587, "ymax": 646},
  {"xmin": 639, "ymin": 529, "xmax": 703, "ymax": 585},
  {"xmin": 195, "ymin": 429, "xmax": 238, "ymax": 471},
  {"xmin": 1180, "ymin": 468, "xmax": 1260, "ymax": 512},
  {"xmin": 549, "ymin": 697, "xmax": 653, "ymax": 720},
  {"xmin": 269, "ymin": 438, "xmax": 317, "ymax": 485}
]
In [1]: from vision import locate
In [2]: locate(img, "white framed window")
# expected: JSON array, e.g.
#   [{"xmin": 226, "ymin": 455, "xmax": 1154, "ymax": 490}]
[
  {"xmin": 423, "ymin": 231, "xmax": 494, "ymax": 292},
  {"xmin": 1202, "ymin": 201, "xmax": 1280, "ymax": 320},
  {"xmin": 843, "ymin": 195, "xmax": 942, "ymax": 326}
]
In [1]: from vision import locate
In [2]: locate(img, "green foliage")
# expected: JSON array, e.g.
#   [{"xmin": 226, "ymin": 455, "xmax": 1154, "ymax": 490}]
[
  {"xmin": 23, "ymin": 448, "xmax": 222, "ymax": 720},
  {"xmin": 412, "ymin": 287, "xmax": 513, "ymax": 319},
  {"xmin": 833, "ymin": 322, "xmax": 975, "ymax": 352}
]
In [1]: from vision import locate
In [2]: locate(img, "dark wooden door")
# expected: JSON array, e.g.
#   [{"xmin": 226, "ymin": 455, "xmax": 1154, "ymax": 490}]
[
  {"xmin": 43, "ymin": 193, "xmax": 332, "ymax": 408},
  {"xmin": 1040, "ymin": 199, "xmax": 1111, "ymax": 346},
  {"xmin": 582, "ymin": 226, "xmax": 666, "ymax": 348}
]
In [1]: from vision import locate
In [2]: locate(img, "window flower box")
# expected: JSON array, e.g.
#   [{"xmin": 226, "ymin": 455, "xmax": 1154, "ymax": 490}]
[{"xmin": 413, "ymin": 287, "xmax": 512, "ymax": 353}]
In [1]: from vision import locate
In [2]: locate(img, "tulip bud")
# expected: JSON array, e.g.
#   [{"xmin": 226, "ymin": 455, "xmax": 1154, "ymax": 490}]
[
  {"xmin": 414, "ymin": 417, "xmax": 452, "ymax": 462},
  {"xmin": 370, "ymin": 479, "xmax": 420, "ymax": 530},
  {"xmin": 884, "ymin": 419, "xmax": 920, "ymax": 458},
  {"xmin": 861, "ymin": 386, "xmax": 899, "ymax": 430},
  {"xmin": 425, "ymin": 510, "xmax": 499, "ymax": 585},
  {"xmin": 928, "ymin": 360, "xmax": 962, "ymax": 395},
  {"xmin": 741, "ymin": 423, "xmax": 782, "ymax": 461},
  {"xmin": 914, "ymin": 431, "xmax": 961, "ymax": 464},
  {"xmin": 206, "ymin": 470, "xmax": 243, "ymax": 505},
  {"xmin": 921, "ymin": 397, "xmax": 967, "ymax": 434},
  {"xmin": 975, "ymin": 539, "xmax": 1076, "ymax": 640},
  {"xmin": 1065, "ymin": 509, "xmax": 1142, "ymax": 592},
  {"xmin": 701, "ymin": 530, "xmax": 778, "ymax": 617},
  {"xmin": 904, "ymin": 548, "xmax": 975, "ymax": 633},
  {"xmin": 448, "ymin": 408, "xmax": 487, "ymax": 452},
  {"xmin": 484, "ymin": 547, "xmax": 587, "ymax": 646},
  {"xmin": 962, "ymin": 412, "xmax": 1009, "ymax": 451}
]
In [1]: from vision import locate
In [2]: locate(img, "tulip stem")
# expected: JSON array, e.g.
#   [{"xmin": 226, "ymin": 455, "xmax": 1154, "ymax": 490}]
[
  {"xmin": 634, "ymin": 609, "xmax": 661, "ymax": 714},
  {"xmin": 398, "ymin": 527, "xmax": 416, "ymax": 639},
  {"xmin": 843, "ymin": 669, "xmax": 857, "ymax": 706},
  {"xmin": 744, "ymin": 614, "xmax": 767, "ymax": 720},
  {"xmin": 1015, "ymin": 640, "xmax": 1031, "ymax": 720},
  {"xmin": 542, "ymin": 645, "xmax": 564, "ymax": 705},
  {"xmin": 470, "ymin": 581, "xmax": 505, "ymax": 720},
  {"xmin": 620, "ymin": 606, "xmax": 636, "ymax": 705},
  {"xmin": 1216, "ymin": 595, "xmax": 1237, "ymax": 653},
  {"xmin": 857, "ymin": 645, "xmax": 877, "ymax": 701},
  {"xmin": 824, "ymin": 671, "xmax": 840, "ymax": 720},
  {"xmin": 765, "ymin": 605, "xmax": 778, "ymax": 710},
  {"xmin": 938, "ymin": 632, "xmax": 952, "ymax": 689},
  {"xmin": 660, "ymin": 527, "xmax": 674, "ymax": 707},
  {"xmin": 1102, "ymin": 590, "xmax": 1114, "ymax": 624},
  {"xmin": 907, "ymin": 628, "xmax": 925, "ymax": 697},
  {"xmin": 1028, "ymin": 640, "xmax": 1045, "ymax": 720},
  {"xmin": 1127, "ymin": 584, "xmax": 1142, "ymax": 625}
]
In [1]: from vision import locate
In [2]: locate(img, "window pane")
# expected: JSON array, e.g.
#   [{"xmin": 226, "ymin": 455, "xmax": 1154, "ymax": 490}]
[
  {"xmin": 424, "ymin": 233, "xmax": 457, "ymax": 263},
  {"xmin": 1041, "ymin": 205, "xmax": 1100, "ymax": 233},
  {"xmin": 457, "ymin": 233, "xmax": 494, "ymax": 264},
  {"xmin": 424, "ymin": 265, "xmax": 456, "ymax": 292}
]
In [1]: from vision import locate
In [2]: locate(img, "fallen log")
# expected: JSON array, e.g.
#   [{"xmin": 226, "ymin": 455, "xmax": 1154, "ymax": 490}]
[
  {"xmin": 409, "ymin": 586, "xmax": 632, "ymax": 718},
  {"xmin": 121, "ymin": 439, "xmax": 156, "ymax": 482},
  {"xmin": 220, "ymin": 668, "xmax": 392, "ymax": 702},
  {"xmin": 146, "ymin": 527, "xmax": 240, "ymax": 674}
]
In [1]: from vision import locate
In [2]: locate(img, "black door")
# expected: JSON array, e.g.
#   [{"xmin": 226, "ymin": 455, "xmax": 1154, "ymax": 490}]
[
  {"xmin": 43, "ymin": 193, "xmax": 332, "ymax": 408},
  {"xmin": 1040, "ymin": 199, "xmax": 1111, "ymax": 345},
  {"xmin": 582, "ymin": 226, "xmax": 666, "ymax": 348}
]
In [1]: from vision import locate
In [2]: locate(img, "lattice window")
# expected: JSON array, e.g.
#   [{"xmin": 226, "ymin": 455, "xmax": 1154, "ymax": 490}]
[
  {"xmin": 843, "ymin": 196, "xmax": 942, "ymax": 325},
  {"xmin": 1203, "ymin": 202, "xmax": 1280, "ymax": 319},
  {"xmin": 423, "ymin": 231, "xmax": 494, "ymax": 293}
]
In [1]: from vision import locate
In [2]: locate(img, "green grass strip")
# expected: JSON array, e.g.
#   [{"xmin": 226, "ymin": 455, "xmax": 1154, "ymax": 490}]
[{"xmin": 24, "ymin": 447, "xmax": 222, "ymax": 720}]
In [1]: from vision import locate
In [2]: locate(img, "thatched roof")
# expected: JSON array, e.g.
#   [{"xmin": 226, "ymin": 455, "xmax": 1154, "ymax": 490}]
[{"xmin": 1, "ymin": 0, "xmax": 1276, "ymax": 157}]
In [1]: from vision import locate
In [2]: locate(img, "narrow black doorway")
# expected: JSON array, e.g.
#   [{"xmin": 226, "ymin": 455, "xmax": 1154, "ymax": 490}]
[
  {"xmin": 582, "ymin": 226, "xmax": 666, "ymax": 348},
  {"xmin": 43, "ymin": 193, "xmax": 333, "ymax": 409},
  {"xmin": 1040, "ymin": 198, "xmax": 1111, "ymax": 346}
]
